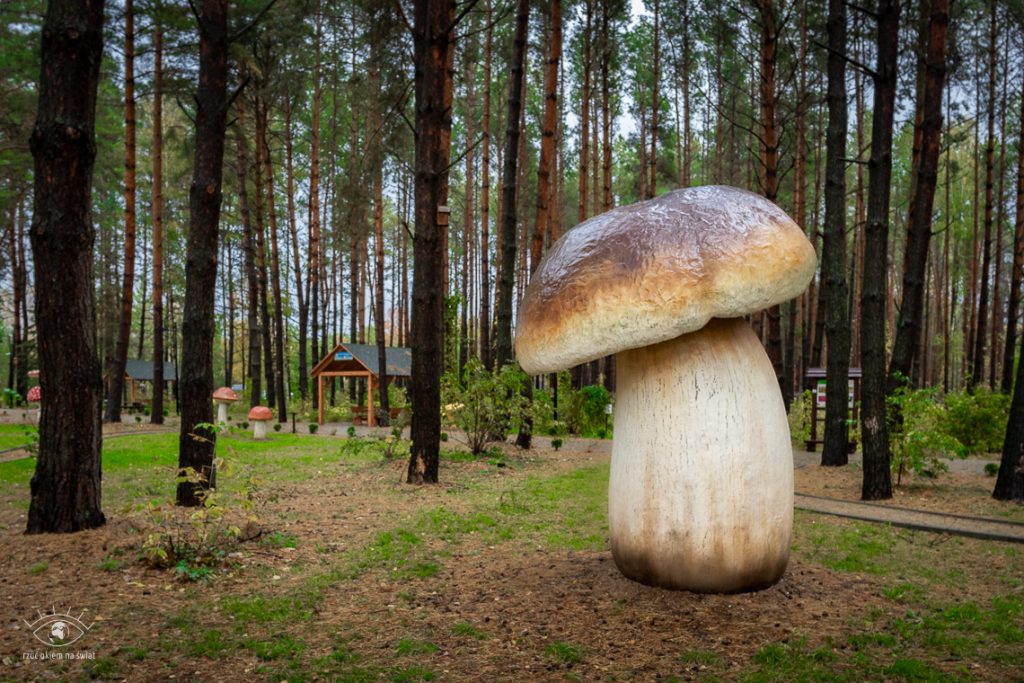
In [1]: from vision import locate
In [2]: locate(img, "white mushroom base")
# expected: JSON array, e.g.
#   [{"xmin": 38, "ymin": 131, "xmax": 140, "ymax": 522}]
[
  {"xmin": 217, "ymin": 402, "xmax": 229, "ymax": 429},
  {"xmin": 253, "ymin": 421, "xmax": 268, "ymax": 440},
  {"xmin": 609, "ymin": 317, "xmax": 793, "ymax": 593}
]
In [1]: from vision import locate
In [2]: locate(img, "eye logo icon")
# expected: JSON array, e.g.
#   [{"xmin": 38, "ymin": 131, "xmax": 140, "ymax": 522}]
[{"xmin": 24, "ymin": 608, "xmax": 93, "ymax": 647}]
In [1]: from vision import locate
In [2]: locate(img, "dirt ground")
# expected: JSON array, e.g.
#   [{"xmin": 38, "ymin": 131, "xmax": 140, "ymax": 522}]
[{"xmin": 0, "ymin": 438, "xmax": 1019, "ymax": 681}]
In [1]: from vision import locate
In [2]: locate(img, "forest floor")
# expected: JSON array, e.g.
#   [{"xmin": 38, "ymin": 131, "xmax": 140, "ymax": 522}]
[{"xmin": 0, "ymin": 431, "xmax": 1021, "ymax": 681}]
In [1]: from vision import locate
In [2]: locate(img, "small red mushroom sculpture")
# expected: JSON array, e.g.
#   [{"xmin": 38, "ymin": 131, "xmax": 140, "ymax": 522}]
[
  {"xmin": 212, "ymin": 387, "xmax": 239, "ymax": 430},
  {"xmin": 27, "ymin": 386, "xmax": 41, "ymax": 423},
  {"xmin": 248, "ymin": 406, "xmax": 273, "ymax": 440}
]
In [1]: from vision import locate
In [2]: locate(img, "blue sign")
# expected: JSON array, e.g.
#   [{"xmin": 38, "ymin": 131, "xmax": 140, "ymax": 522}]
[{"xmin": 335, "ymin": 352, "xmax": 353, "ymax": 361}]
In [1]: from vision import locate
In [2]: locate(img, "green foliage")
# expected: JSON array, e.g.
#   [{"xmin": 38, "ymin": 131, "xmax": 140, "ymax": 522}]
[
  {"xmin": 887, "ymin": 384, "xmax": 967, "ymax": 486},
  {"xmin": 309, "ymin": 423, "xmax": 319, "ymax": 434},
  {"xmin": 551, "ymin": 438, "xmax": 563, "ymax": 451},
  {"xmin": 546, "ymin": 641, "xmax": 584, "ymax": 666},
  {"xmin": 262, "ymin": 531, "xmax": 298, "ymax": 549},
  {"xmin": 139, "ymin": 458, "xmax": 264, "ymax": 573},
  {"xmin": 984, "ymin": 462, "xmax": 999, "ymax": 477},
  {"xmin": 452, "ymin": 622, "xmax": 488, "ymax": 640},
  {"xmin": 442, "ymin": 358, "xmax": 531, "ymax": 454},
  {"xmin": 788, "ymin": 390, "xmax": 813, "ymax": 446},
  {"xmin": 940, "ymin": 390, "xmax": 1011, "ymax": 454},
  {"xmin": 274, "ymin": 423, "xmax": 282, "ymax": 432},
  {"xmin": 97, "ymin": 555, "xmax": 119, "ymax": 572},
  {"xmin": 555, "ymin": 379, "xmax": 613, "ymax": 438},
  {"xmin": 1, "ymin": 388, "xmax": 21, "ymax": 408},
  {"xmin": 395, "ymin": 639, "xmax": 439, "ymax": 656},
  {"xmin": 27, "ymin": 560, "xmax": 47, "ymax": 575}
]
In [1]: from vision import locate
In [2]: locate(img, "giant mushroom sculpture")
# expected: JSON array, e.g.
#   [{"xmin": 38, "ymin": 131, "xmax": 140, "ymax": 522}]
[
  {"xmin": 248, "ymin": 406, "xmax": 273, "ymax": 441},
  {"xmin": 212, "ymin": 387, "xmax": 239, "ymax": 430},
  {"xmin": 514, "ymin": 186, "xmax": 817, "ymax": 593}
]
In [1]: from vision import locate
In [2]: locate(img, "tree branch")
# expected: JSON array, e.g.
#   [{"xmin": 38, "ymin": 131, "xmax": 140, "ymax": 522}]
[
  {"xmin": 811, "ymin": 39, "xmax": 878, "ymax": 80},
  {"xmin": 229, "ymin": 0, "xmax": 279, "ymax": 43}
]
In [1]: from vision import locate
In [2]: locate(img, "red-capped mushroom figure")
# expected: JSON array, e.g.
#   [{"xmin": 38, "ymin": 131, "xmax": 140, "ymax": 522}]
[
  {"xmin": 248, "ymin": 406, "xmax": 273, "ymax": 440},
  {"xmin": 27, "ymin": 386, "xmax": 41, "ymax": 424},
  {"xmin": 212, "ymin": 387, "xmax": 238, "ymax": 431}
]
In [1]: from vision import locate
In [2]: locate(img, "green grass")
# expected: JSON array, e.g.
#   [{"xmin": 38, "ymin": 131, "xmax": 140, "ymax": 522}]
[
  {"xmin": 395, "ymin": 639, "xmax": 439, "ymax": 656},
  {"xmin": 452, "ymin": 621, "xmax": 488, "ymax": 640},
  {"xmin": 546, "ymin": 641, "xmax": 584, "ymax": 666},
  {"xmin": 0, "ymin": 423, "xmax": 36, "ymax": 450},
  {"xmin": 27, "ymin": 560, "xmax": 47, "ymax": 575}
]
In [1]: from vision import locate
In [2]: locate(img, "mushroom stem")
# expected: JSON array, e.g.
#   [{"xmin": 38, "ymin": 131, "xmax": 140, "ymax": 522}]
[
  {"xmin": 253, "ymin": 421, "xmax": 267, "ymax": 440},
  {"xmin": 609, "ymin": 317, "xmax": 793, "ymax": 593},
  {"xmin": 216, "ymin": 401, "xmax": 228, "ymax": 428}
]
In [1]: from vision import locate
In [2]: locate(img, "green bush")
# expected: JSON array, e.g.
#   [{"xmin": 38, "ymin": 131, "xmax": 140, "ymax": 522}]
[
  {"xmin": 984, "ymin": 462, "xmax": 999, "ymax": 477},
  {"xmin": 940, "ymin": 390, "xmax": 1010, "ymax": 454},
  {"xmin": 308, "ymin": 423, "xmax": 318, "ymax": 434},
  {"xmin": 346, "ymin": 426, "xmax": 357, "ymax": 438},
  {"xmin": 442, "ymin": 358, "xmax": 531, "ymax": 454},
  {"xmin": 788, "ymin": 390, "xmax": 813, "ymax": 446},
  {"xmin": 273, "ymin": 423, "xmax": 282, "ymax": 432},
  {"xmin": 888, "ymin": 385, "xmax": 967, "ymax": 486},
  {"xmin": 551, "ymin": 438, "xmax": 563, "ymax": 451}
]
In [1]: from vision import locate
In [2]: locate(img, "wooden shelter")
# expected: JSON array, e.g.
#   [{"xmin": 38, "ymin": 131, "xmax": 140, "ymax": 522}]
[
  {"xmin": 104, "ymin": 359, "xmax": 178, "ymax": 409},
  {"xmin": 804, "ymin": 367, "xmax": 862, "ymax": 453},
  {"xmin": 310, "ymin": 343, "xmax": 412, "ymax": 426}
]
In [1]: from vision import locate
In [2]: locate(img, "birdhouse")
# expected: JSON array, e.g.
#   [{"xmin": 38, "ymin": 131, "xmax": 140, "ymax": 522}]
[{"xmin": 436, "ymin": 205, "xmax": 450, "ymax": 226}]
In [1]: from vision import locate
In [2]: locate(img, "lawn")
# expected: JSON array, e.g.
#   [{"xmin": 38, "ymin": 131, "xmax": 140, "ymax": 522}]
[{"xmin": 0, "ymin": 431, "xmax": 1020, "ymax": 681}]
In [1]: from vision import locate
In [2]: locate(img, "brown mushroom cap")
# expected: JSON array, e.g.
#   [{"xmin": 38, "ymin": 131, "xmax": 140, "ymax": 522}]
[
  {"xmin": 213, "ymin": 387, "xmax": 239, "ymax": 402},
  {"xmin": 514, "ymin": 186, "xmax": 817, "ymax": 374},
  {"xmin": 248, "ymin": 406, "xmax": 273, "ymax": 421}
]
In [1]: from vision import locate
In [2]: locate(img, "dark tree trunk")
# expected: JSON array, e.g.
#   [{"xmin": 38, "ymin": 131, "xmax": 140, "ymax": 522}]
[
  {"xmin": 309, "ymin": 11, "xmax": 323, "ymax": 410},
  {"xmin": 1003, "ymin": 70, "xmax": 1024, "ymax": 395},
  {"xmin": 26, "ymin": 0, "xmax": 106, "ymax": 533},
  {"xmin": 994, "ymin": 326, "xmax": 1024, "ymax": 500},
  {"xmin": 821, "ymin": 0, "xmax": 850, "ymax": 467},
  {"xmin": 105, "ymin": 0, "xmax": 137, "ymax": 423},
  {"xmin": 151, "ymin": 25, "xmax": 164, "ymax": 425},
  {"xmin": 284, "ymin": 99, "xmax": 308, "ymax": 400},
  {"xmin": 889, "ymin": 0, "xmax": 948, "ymax": 387},
  {"xmin": 259, "ymin": 98, "xmax": 287, "ymax": 422},
  {"xmin": 407, "ymin": 0, "xmax": 455, "ymax": 485},
  {"xmin": 371, "ymin": 59, "xmax": 390, "ymax": 425},
  {"xmin": 479, "ymin": 0, "xmax": 493, "ymax": 370},
  {"xmin": 236, "ymin": 103, "xmax": 261, "ymax": 407},
  {"xmin": 177, "ymin": 0, "xmax": 229, "ymax": 507},
  {"xmin": 494, "ymin": 0, "xmax": 530, "ymax": 370},
  {"xmin": 860, "ymin": 0, "xmax": 900, "ymax": 501},
  {"xmin": 253, "ymin": 104, "xmax": 275, "ymax": 409},
  {"xmin": 971, "ymin": 0, "xmax": 998, "ymax": 390}
]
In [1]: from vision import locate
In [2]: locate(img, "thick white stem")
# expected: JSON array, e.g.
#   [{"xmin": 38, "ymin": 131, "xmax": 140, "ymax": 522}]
[
  {"xmin": 216, "ymin": 401, "xmax": 228, "ymax": 429},
  {"xmin": 253, "ymin": 420, "xmax": 267, "ymax": 440},
  {"xmin": 609, "ymin": 317, "xmax": 793, "ymax": 593}
]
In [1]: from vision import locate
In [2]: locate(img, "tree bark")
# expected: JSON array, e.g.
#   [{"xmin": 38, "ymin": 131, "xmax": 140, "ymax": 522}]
[
  {"xmin": 309, "ymin": 10, "xmax": 323, "ymax": 409},
  {"xmin": 259, "ymin": 97, "xmax": 287, "ymax": 422},
  {"xmin": 994, "ymin": 323, "xmax": 1024, "ymax": 500},
  {"xmin": 479, "ymin": 0, "xmax": 493, "ymax": 369},
  {"xmin": 284, "ymin": 99, "xmax": 308, "ymax": 400},
  {"xmin": 1002, "ymin": 71, "xmax": 1024, "ymax": 394},
  {"xmin": 889, "ymin": 0, "xmax": 948, "ymax": 388},
  {"xmin": 860, "ymin": 0, "xmax": 899, "ymax": 502},
  {"xmin": 176, "ymin": 0, "xmax": 229, "ymax": 507},
  {"xmin": 407, "ymin": 0, "xmax": 455, "ymax": 484},
  {"xmin": 104, "ymin": 0, "xmax": 137, "ymax": 423},
  {"xmin": 821, "ymin": 0, "xmax": 850, "ymax": 467},
  {"xmin": 236, "ymin": 102, "xmax": 261, "ymax": 408},
  {"xmin": 151, "ymin": 24, "xmax": 164, "ymax": 424},
  {"xmin": 26, "ymin": 0, "xmax": 106, "ymax": 533},
  {"xmin": 531, "ymin": 0, "xmax": 561, "ymax": 274},
  {"xmin": 494, "ymin": 0, "xmax": 529, "ymax": 370},
  {"xmin": 648, "ymin": 0, "xmax": 659, "ymax": 199},
  {"xmin": 971, "ymin": 0, "xmax": 998, "ymax": 390}
]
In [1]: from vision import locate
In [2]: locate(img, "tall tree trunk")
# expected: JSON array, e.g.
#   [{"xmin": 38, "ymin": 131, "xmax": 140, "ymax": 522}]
[
  {"xmin": 479, "ymin": 0, "xmax": 493, "ymax": 369},
  {"xmin": 821, "ymin": 0, "xmax": 850, "ymax": 467},
  {"xmin": 26, "ymin": 0, "xmax": 106, "ymax": 533},
  {"xmin": 309, "ymin": 9, "xmax": 323, "ymax": 409},
  {"xmin": 260, "ymin": 98, "xmax": 287, "ymax": 422},
  {"xmin": 994, "ymin": 321, "xmax": 1024, "ymax": 500},
  {"xmin": 104, "ymin": 0, "xmax": 137, "ymax": 423},
  {"xmin": 889, "ymin": 0, "xmax": 949, "ymax": 387},
  {"xmin": 577, "ymin": 0, "xmax": 592, "ymax": 224},
  {"xmin": 494, "ymin": 0, "xmax": 530, "ymax": 370},
  {"xmin": 1002, "ymin": 75, "xmax": 1024, "ymax": 394},
  {"xmin": 648, "ymin": 0, "xmax": 659, "ymax": 198},
  {"xmin": 407, "ymin": 0, "xmax": 455, "ymax": 485},
  {"xmin": 151, "ymin": 25, "xmax": 165, "ymax": 424},
  {"xmin": 253, "ymin": 101, "xmax": 275, "ymax": 409},
  {"xmin": 177, "ymin": 0, "xmax": 229, "ymax": 507},
  {"xmin": 137, "ymin": 222, "xmax": 149, "ymax": 359},
  {"xmin": 236, "ymin": 104, "xmax": 261, "ymax": 408},
  {"xmin": 971, "ymin": 0, "xmax": 998, "ymax": 390},
  {"xmin": 860, "ymin": 0, "xmax": 900, "ymax": 502},
  {"xmin": 284, "ymin": 99, "xmax": 308, "ymax": 400},
  {"xmin": 370, "ymin": 60, "xmax": 390, "ymax": 424},
  {"xmin": 531, "ymin": 0, "xmax": 561, "ymax": 273}
]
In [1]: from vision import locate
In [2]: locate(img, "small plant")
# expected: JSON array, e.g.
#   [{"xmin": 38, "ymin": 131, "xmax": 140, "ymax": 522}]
[
  {"xmin": 551, "ymin": 438, "xmax": 563, "ymax": 451},
  {"xmin": 27, "ymin": 560, "xmax": 48, "ymax": 575},
  {"xmin": 887, "ymin": 382, "xmax": 967, "ymax": 486},
  {"xmin": 347, "ymin": 426, "xmax": 357, "ymax": 438},
  {"xmin": 241, "ymin": 421, "xmax": 249, "ymax": 430},
  {"xmin": 440, "ymin": 431, "xmax": 449, "ymax": 442},
  {"xmin": 273, "ymin": 423, "xmax": 282, "ymax": 432},
  {"xmin": 98, "ymin": 556, "xmax": 119, "ymax": 572},
  {"xmin": 452, "ymin": 622, "xmax": 488, "ymax": 640},
  {"xmin": 984, "ymin": 462, "xmax": 1000, "ymax": 477},
  {"xmin": 174, "ymin": 560, "xmax": 214, "ymax": 582},
  {"xmin": 135, "ymin": 415, "xmax": 142, "ymax": 423},
  {"xmin": 546, "ymin": 641, "xmax": 584, "ymax": 667},
  {"xmin": 308, "ymin": 423, "xmax": 319, "ymax": 434},
  {"xmin": 1, "ymin": 387, "xmax": 21, "ymax": 408},
  {"xmin": 261, "ymin": 531, "xmax": 298, "ymax": 549},
  {"xmin": 380, "ymin": 434, "xmax": 409, "ymax": 461}
]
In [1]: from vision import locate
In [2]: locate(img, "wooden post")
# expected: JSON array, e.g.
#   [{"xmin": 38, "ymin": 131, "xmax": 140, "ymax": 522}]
[
  {"xmin": 368, "ymin": 373, "xmax": 375, "ymax": 427},
  {"xmin": 317, "ymin": 374, "xmax": 324, "ymax": 425}
]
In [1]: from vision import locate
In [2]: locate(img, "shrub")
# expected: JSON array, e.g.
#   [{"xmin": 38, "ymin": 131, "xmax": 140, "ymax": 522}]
[
  {"xmin": 442, "ymin": 358, "xmax": 531, "ymax": 454},
  {"xmin": 241, "ymin": 421, "xmax": 249, "ymax": 430},
  {"xmin": 551, "ymin": 438, "xmax": 563, "ymax": 451},
  {"xmin": 273, "ymin": 423, "xmax": 282, "ymax": 432},
  {"xmin": 888, "ymin": 385, "xmax": 967, "ymax": 486},
  {"xmin": 940, "ymin": 390, "xmax": 1010, "ymax": 454},
  {"xmin": 346, "ymin": 426, "xmax": 357, "ymax": 438},
  {"xmin": 984, "ymin": 462, "xmax": 1000, "ymax": 477},
  {"xmin": 308, "ymin": 423, "xmax": 319, "ymax": 434},
  {"xmin": 788, "ymin": 390, "xmax": 813, "ymax": 447}
]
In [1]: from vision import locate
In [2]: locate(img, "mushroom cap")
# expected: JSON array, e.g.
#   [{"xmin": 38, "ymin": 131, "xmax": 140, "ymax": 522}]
[
  {"xmin": 27, "ymin": 369, "xmax": 40, "ymax": 378},
  {"xmin": 514, "ymin": 185, "xmax": 817, "ymax": 374},
  {"xmin": 213, "ymin": 387, "xmax": 239, "ymax": 402},
  {"xmin": 26, "ymin": 386, "xmax": 41, "ymax": 402},
  {"xmin": 248, "ymin": 406, "xmax": 273, "ymax": 421}
]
